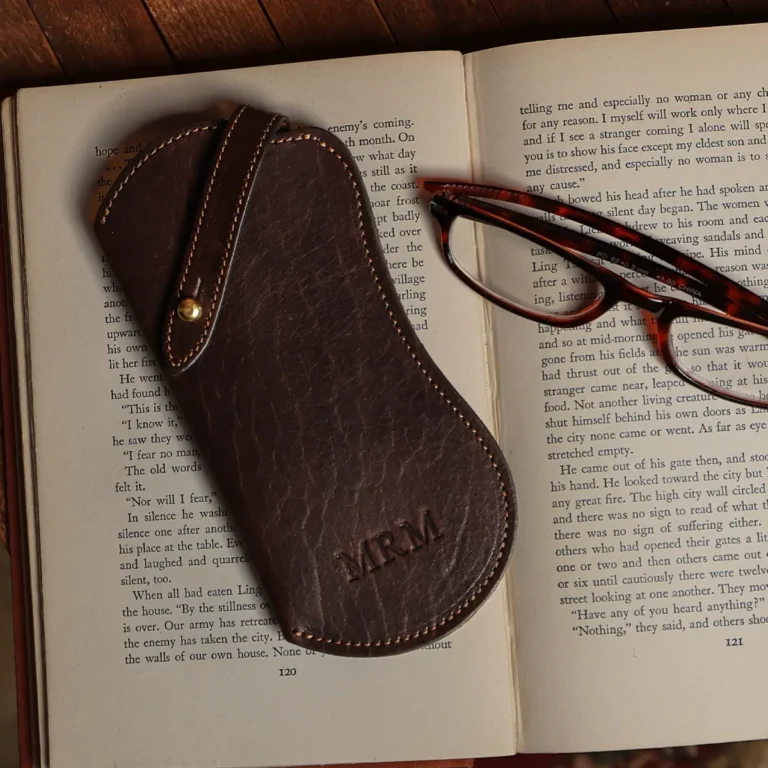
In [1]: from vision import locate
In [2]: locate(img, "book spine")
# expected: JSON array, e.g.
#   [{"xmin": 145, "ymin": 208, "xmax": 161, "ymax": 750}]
[{"xmin": 0, "ymin": 103, "xmax": 34, "ymax": 768}]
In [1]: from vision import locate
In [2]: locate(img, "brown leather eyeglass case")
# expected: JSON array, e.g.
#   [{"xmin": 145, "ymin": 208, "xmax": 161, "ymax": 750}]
[{"xmin": 93, "ymin": 105, "xmax": 516, "ymax": 657}]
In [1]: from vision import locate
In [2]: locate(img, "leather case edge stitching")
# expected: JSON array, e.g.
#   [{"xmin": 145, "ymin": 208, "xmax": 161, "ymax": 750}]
[{"xmin": 164, "ymin": 109, "xmax": 289, "ymax": 372}]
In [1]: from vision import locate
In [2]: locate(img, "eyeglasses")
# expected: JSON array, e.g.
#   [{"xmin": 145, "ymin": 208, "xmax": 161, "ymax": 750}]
[{"xmin": 421, "ymin": 179, "xmax": 768, "ymax": 410}]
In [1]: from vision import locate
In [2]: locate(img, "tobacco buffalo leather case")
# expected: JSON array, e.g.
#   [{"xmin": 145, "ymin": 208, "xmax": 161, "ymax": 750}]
[{"xmin": 94, "ymin": 105, "xmax": 516, "ymax": 657}]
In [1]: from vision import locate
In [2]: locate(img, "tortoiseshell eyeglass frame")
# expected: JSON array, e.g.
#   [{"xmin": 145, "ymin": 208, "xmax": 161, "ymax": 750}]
[{"xmin": 420, "ymin": 179, "xmax": 768, "ymax": 410}]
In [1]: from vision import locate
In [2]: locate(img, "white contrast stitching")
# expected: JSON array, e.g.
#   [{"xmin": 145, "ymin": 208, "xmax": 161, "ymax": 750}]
[
  {"xmin": 166, "ymin": 111, "xmax": 283, "ymax": 368},
  {"xmin": 99, "ymin": 124, "xmax": 217, "ymax": 225}
]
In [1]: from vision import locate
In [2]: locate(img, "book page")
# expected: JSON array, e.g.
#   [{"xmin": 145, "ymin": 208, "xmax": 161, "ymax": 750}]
[
  {"xmin": 466, "ymin": 22, "xmax": 768, "ymax": 753},
  {"xmin": 9, "ymin": 52, "xmax": 516, "ymax": 768}
]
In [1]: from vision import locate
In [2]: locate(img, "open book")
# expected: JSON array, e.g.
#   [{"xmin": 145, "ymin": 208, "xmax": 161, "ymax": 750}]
[{"xmin": 4, "ymin": 19, "xmax": 768, "ymax": 768}]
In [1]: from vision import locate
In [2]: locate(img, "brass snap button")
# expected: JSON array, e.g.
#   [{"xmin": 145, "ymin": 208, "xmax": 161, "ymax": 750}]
[{"xmin": 177, "ymin": 297, "xmax": 203, "ymax": 322}]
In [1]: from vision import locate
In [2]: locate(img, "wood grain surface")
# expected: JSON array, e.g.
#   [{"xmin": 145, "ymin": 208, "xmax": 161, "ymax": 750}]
[
  {"xmin": 491, "ymin": 0, "xmax": 617, "ymax": 41},
  {"xmin": 0, "ymin": 0, "xmax": 63, "ymax": 92},
  {"xmin": 375, "ymin": 0, "xmax": 506, "ymax": 51},
  {"xmin": 609, "ymin": 0, "xmax": 732, "ymax": 29},
  {"xmin": 25, "ymin": 0, "xmax": 175, "ymax": 80},
  {"xmin": 2, "ymin": 0, "xmax": 765, "ymax": 95},
  {"xmin": 261, "ymin": 0, "xmax": 397, "ymax": 57},
  {"xmin": 144, "ymin": 0, "xmax": 283, "ymax": 70}
]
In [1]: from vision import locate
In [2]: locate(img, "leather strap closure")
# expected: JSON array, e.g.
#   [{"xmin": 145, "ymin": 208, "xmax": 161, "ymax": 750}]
[{"xmin": 163, "ymin": 105, "xmax": 289, "ymax": 373}]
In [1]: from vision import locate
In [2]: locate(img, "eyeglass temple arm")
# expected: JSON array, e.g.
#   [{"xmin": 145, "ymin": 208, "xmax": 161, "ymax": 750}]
[
  {"xmin": 465, "ymin": 197, "xmax": 728, "ymax": 309},
  {"xmin": 436, "ymin": 183, "xmax": 768, "ymax": 326},
  {"xmin": 429, "ymin": 194, "xmax": 612, "ymax": 290},
  {"xmin": 461, "ymin": 194, "xmax": 768, "ymax": 325}
]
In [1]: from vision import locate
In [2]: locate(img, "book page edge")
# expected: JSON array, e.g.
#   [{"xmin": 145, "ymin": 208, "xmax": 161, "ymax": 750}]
[{"xmin": 1, "ymin": 95, "xmax": 49, "ymax": 768}]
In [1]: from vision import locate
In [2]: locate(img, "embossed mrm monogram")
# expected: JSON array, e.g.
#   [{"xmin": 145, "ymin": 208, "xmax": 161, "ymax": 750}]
[{"xmin": 335, "ymin": 508, "xmax": 443, "ymax": 582}]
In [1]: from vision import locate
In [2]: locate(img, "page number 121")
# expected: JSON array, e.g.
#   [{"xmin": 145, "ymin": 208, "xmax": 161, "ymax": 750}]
[{"xmin": 726, "ymin": 638, "xmax": 744, "ymax": 647}]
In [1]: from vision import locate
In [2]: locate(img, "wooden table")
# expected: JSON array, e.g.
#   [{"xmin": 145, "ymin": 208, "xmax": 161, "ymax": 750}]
[
  {"xmin": 1, "ymin": 0, "xmax": 768, "ymax": 765},
  {"xmin": 2, "ymin": 0, "xmax": 768, "ymax": 97}
]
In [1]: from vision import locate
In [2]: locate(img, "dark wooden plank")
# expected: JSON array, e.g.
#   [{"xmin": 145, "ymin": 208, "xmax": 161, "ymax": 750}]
[
  {"xmin": 26, "ymin": 0, "xmax": 175, "ymax": 80},
  {"xmin": 261, "ymin": 0, "xmax": 397, "ymax": 58},
  {"xmin": 490, "ymin": 0, "xmax": 617, "ymax": 42},
  {"xmin": 724, "ymin": 0, "xmax": 768, "ymax": 20},
  {"xmin": 375, "ymin": 0, "xmax": 505, "ymax": 51},
  {"xmin": 608, "ymin": 0, "xmax": 731, "ymax": 29},
  {"xmin": 143, "ymin": 0, "xmax": 284, "ymax": 71},
  {"xmin": 0, "ymin": 0, "xmax": 64, "ymax": 93}
]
